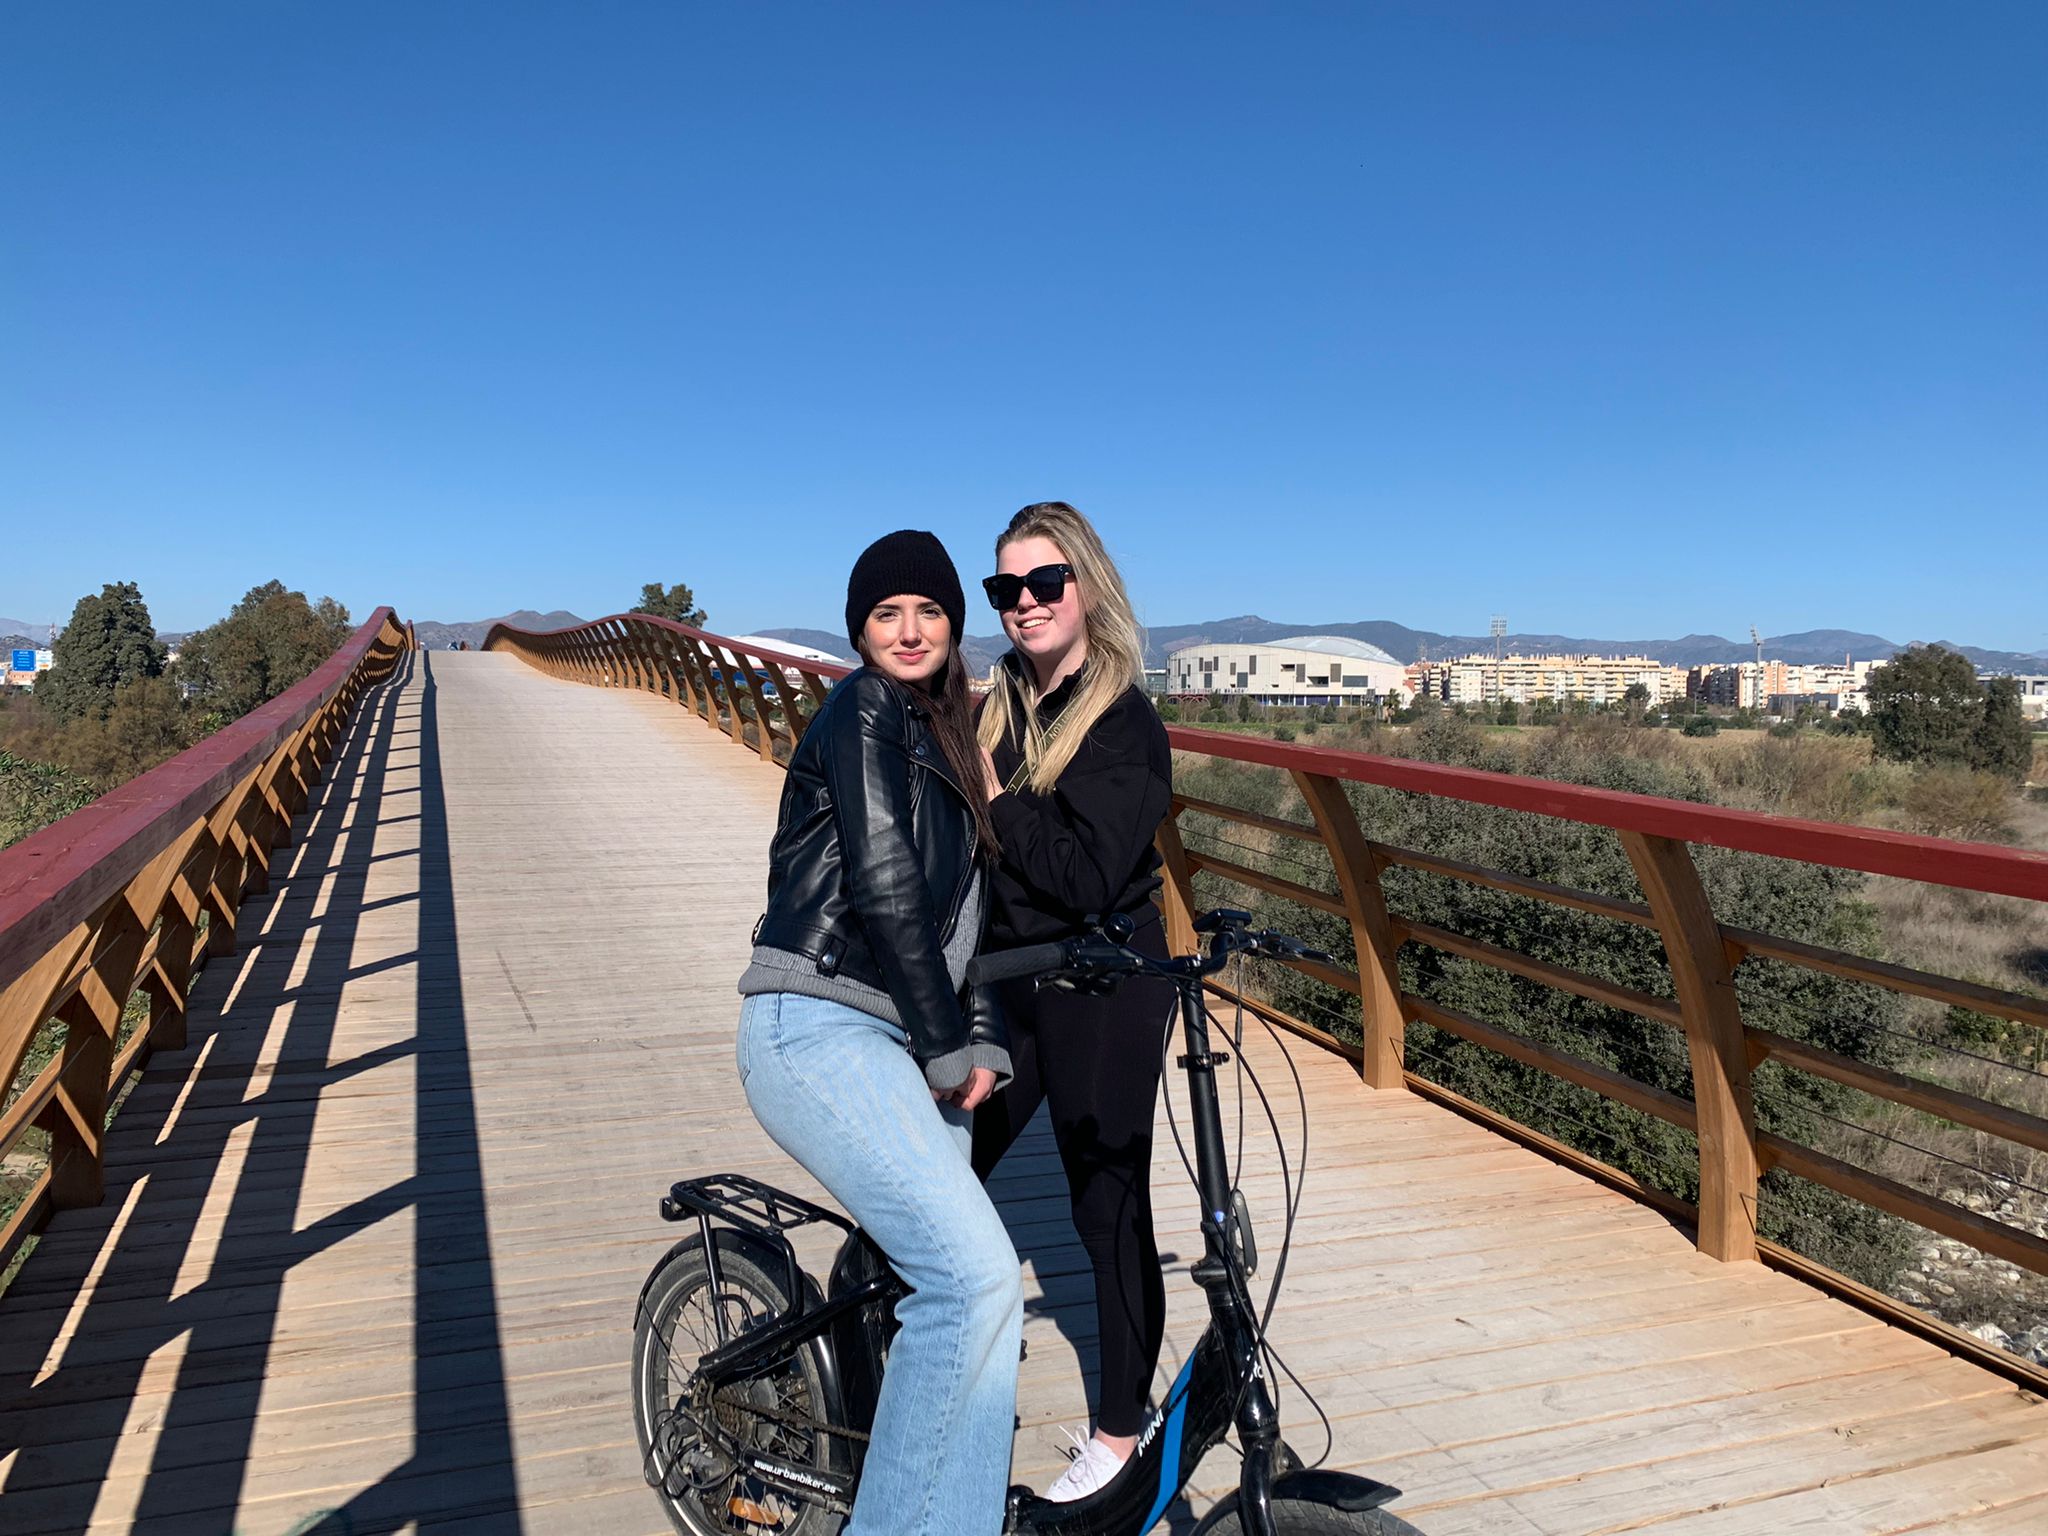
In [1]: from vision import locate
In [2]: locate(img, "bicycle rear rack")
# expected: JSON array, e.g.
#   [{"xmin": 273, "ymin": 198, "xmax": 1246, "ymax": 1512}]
[{"xmin": 661, "ymin": 1173, "xmax": 856, "ymax": 1336}]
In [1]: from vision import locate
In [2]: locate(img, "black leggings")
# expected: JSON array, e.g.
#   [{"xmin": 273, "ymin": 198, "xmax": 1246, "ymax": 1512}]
[{"xmin": 971, "ymin": 921, "xmax": 1173, "ymax": 1437}]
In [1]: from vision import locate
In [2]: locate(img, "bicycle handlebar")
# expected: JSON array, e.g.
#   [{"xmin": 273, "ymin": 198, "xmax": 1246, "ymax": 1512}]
[
  {"xmin": 965, "ymin": 912, "xmax": 1333, "ymax": 990},
  {"xmin": 964, "ymin": 942, "xmax": 1074, "ymax": 987}
]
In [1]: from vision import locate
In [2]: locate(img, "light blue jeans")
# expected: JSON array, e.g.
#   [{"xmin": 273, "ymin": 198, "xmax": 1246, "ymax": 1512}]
[{"xmin": 736, "ymin": 991, "xmax": 1023, "ymax": 1536}]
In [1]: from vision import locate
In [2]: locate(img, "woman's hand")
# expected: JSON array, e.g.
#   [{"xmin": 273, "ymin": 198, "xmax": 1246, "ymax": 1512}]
[
  {"xmin": 979, "ymin": 745, "xmax": 1003, "ymax": 801},
  {"xmin": 934, "ymin": 1066, "xmax": 998, "ymax": 1112}
]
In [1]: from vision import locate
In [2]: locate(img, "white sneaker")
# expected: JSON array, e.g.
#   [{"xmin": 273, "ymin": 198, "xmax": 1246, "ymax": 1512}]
[{"xmin": 1042, "ymin": 1427, "xmax": 1129, "ymax": 1503}]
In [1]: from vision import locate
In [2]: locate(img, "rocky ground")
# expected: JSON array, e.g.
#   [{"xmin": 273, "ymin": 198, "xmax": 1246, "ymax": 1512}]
[{"xmin": 1890, "ymin": 1177, "xmax": 2048, "ymax": 1366}]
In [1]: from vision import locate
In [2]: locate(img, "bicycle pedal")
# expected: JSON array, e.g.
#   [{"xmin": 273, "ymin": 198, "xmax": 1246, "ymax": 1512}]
[{"xmin": 727, "ymin": 1492, "xmax": 784, "ymax": 1526}]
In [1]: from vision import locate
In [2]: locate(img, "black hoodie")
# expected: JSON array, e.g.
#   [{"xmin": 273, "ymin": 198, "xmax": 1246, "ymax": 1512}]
[{"xmin": 984, "ymin": 658, "xmax": 1173, "ymax": 947}]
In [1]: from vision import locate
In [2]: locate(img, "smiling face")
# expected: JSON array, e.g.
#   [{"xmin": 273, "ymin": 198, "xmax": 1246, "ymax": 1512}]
[
  {"xmin": 861, "ymin": 593, "xmax": 952, "ymax": 688},
  {"xmin": 995, "ymin": 533, "xmax": 1087, "ymax": 682}
]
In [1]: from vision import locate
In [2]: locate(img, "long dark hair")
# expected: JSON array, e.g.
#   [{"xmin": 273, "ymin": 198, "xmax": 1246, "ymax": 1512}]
[{"xmin": 856, "ymin": 631, "xmax": 1000, "ymax": 858}]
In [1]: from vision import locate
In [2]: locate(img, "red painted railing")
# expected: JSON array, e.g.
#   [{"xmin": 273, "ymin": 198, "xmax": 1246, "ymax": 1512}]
[{"xmin": 0, "ymin": 608, "xmax": 411, "ymax": 1267}]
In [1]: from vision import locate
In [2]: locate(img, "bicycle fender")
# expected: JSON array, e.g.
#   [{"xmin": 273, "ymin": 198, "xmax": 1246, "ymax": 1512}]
[{"xmin": 1186, "ymin": 1470, "xmax": 1404, "ymax": 1533}]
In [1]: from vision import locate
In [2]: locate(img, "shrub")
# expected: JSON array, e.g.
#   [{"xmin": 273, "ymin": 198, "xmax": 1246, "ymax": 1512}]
[
  {"xmin": 1683, "ymin": 717, "xmax": 1720, "ymax": 737},
  {"xmin": 1901, "ymin": 766, "xmax": 2016, "ymax": 841},
  {"xmin": 1271, "ymin": 725, "xmax": 1296, "ymax": 742}
]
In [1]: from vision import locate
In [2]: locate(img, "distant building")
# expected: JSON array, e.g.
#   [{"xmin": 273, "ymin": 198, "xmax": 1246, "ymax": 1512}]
[
  {"xmin": 1992, "ymin": 673, "xmax": 2048, "ymax": 720},
  {"xmin": 4, "ymin": 647, "xmax": 53, "ymax": 691},
  {"xmin": 1418, "ymin": 653, "xmax": 1672, "ymax": 707},
  {"xmin": 1693, "ymin": 660, "xmax": 1873, "ymax": 714},
  {"xmin": 1166, "ymin": 636, "xmax": 1411, "ymax": 706}
]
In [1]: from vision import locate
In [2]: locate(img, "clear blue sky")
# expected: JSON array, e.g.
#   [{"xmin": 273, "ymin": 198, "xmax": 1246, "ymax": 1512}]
[{"xmin": 4, "ymin": 2, "xmax": 2043, "ymax": 651}]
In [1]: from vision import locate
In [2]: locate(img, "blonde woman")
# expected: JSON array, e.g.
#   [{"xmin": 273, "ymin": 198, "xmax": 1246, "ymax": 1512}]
[{"xmin": 970, "ymin": 501, "xmax": 1175, "ymax": 1502}]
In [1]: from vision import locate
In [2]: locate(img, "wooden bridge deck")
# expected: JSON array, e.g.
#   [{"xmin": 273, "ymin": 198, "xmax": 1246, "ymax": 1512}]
[{"xmin": 2, "ymin": 649, "xmax": 2045, "ymax": 1535}]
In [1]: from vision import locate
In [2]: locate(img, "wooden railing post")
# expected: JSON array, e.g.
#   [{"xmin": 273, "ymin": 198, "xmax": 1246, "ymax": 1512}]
[
  {"xmin": 1623, "ymin": 831, "xmax": 1760, "ymax": 1262},
  {"xmin": 1292, "ymin": 771, "xmax": 1408, "ymax": 1091},
  {"xmin": 1153, "ymin": 816, "xmax": 1201, "ymax": 958}
]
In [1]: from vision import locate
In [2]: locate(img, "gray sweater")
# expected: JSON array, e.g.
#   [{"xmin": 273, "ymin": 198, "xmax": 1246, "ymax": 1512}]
[{"xmin": 737, "ymin": 868, "xmax": 1012, "ymax": 1092}]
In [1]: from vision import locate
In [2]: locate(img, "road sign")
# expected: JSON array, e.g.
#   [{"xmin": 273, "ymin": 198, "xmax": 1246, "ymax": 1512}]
[{"xmin": 10, "ymin": 650, "xmax": 34, "ymax": 673}]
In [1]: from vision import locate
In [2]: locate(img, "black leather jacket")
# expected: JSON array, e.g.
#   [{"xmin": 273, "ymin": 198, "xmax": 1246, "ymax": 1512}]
[{"xmin": 754, "ymin": 667, "xmax": 1007, "ymax": 1071}]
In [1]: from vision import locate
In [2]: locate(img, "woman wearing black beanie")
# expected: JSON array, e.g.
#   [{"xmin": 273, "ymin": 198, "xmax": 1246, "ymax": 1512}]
[{"xmin": 735, "ymin": 529, "xmax": 1021, "ymax": 1535}]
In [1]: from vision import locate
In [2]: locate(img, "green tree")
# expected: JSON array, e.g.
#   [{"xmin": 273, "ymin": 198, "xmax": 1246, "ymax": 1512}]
[
  {"xmin": 176, "ymin": 581, "xmax": 353, "ymax": 721},
  {"xmin": 35, "ymin": 582, "xmax": 166, "ymax": 721},
  {"xmin": 1866, "ymin": 645, "xmax": 1984, "ymax": 768},
  {"xmin": 58, "ymin": 677, "xmax": 195, "ymax": 787},
  {"xmin": 632, "ymin": 582, "xmax": 708, "ymax": 627},
  {"xmin": 1971, "ymin": 677, "xmax": 2032, "ymax": 783},
  {"xmin": 1495, "ymin": 699, "xmax": 1520, "ymax": 726}
]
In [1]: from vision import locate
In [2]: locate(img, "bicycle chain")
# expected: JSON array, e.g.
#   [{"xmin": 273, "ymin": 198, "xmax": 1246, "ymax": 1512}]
[{"xmin": 711, "ymin": 1381, "xmax": 871, "ymax": 1445}]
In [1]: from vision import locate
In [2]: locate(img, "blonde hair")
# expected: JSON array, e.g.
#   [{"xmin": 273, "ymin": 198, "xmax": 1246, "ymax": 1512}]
[{"xmin": 977, "ymin": 502, "xmax": 1146, "ymax": 794}]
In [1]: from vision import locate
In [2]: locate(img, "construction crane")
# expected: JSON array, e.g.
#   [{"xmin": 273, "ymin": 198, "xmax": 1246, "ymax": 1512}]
[{"xmin": 1750, "ymin": 625, "xmax": 1764, "ymax": 667}]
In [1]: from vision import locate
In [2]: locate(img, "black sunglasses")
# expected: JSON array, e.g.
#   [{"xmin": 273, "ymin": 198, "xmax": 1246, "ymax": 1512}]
[{"xmin": 982, "ymin": 563, "xmax": 1074, "ymax": 612}]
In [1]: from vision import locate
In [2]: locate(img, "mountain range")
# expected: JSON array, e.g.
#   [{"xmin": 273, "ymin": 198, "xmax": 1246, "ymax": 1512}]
[
  {"xmin": 18, "ymin": 603, "xmax": 2039, "ymax": 675},
  {"xmin": 761, "ymin": 621, "xmax": 2048, "ymax": 676},
  {"xmin": 411, "ymin": 610, "xmax": 586, "ymax": 649}
]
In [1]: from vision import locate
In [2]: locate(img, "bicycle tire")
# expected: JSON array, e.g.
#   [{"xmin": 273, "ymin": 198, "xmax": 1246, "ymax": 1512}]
[
  {"xmin": 1196, "ymin": 1498, "xmax": 1427, "ymax": 1535},
  {"xmin": 632, "ymin": 1234, "xmax": 846, "ymax": 1536}
]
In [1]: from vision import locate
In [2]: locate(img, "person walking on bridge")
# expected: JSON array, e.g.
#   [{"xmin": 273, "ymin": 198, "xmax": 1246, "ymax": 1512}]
[
  {"xmin": 970, "ymin": 501, "xmax": 1176, "ymax": 1502},
  {"xmin": 736, "ymin": 530, "xmax": 1023, "ymax": 1536}
]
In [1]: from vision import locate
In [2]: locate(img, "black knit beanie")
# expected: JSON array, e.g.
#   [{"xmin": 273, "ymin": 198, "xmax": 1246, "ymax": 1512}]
[{"xmin": 844, "ymin": 530, "xmax": 967, "ymax": 651}]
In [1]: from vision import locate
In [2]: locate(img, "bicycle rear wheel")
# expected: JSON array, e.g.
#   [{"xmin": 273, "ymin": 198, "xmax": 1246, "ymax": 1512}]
[{"xmin": 632, "ymin": 1234, "xmax": 845, "ymax": 1536}]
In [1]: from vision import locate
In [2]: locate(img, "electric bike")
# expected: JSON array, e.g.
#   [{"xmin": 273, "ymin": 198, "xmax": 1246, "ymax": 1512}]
[{"xmin": 631, "ymin": 908, "xmax": 1424, "ymax": 1536}]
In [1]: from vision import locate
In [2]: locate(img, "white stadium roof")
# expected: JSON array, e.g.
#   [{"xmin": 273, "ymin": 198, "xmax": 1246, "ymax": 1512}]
[{"xmin": 1265, "ymin": 635, "xmax": 1403, "ymax": 666}]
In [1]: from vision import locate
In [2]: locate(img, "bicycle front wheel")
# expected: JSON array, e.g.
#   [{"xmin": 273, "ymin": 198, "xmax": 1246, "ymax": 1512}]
[
  {"xmin": 1198, "ymin": 1499, "xmax": 1427, "ymax": 1535},
  {"xmin": 632, "ymin": 1234, "xmax": 845, "ymax": 1536}
]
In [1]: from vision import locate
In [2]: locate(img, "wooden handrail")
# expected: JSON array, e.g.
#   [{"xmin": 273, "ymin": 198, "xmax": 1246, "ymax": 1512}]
[
  {"xmin": 484, "ymin": 614, "xmax": 852, "ymax": 766},
  {"xmin": 0, "ymin": 608, "xmax": 409, "ymax": 1267},
  {"xmin": 1164, "ymin": 725, "xmax": 2048, "ymax": 902},
  {"xmin": 496, "ymin": 616, "xmax": 2048, "ymax": 1391}
]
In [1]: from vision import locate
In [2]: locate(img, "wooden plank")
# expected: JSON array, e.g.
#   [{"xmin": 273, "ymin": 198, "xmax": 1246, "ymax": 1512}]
[
  {"xmin": 1761, "ymin": 1131, "xmax": 2048, "ymax": 1278},
  {"xmin": 1172, "ymin": 793, "xmax": 1325, "ymax": 842},
  {"xmin": 1184, "ymin": 847, "xmax": 1348, "ymax": 916},
  {"xmin": 1752, "ymin": 1026, "xmax": 2048, "ymax": 1154},
  {"xmin": 1399, "ymin": 916, "xmax": 1687, "ymax": 1029},
  {"xmin": 1726, "ymin": 924, "xmax": 2048, "ymax": 1031},
  {"xmin": 1372, "ymin": 839, "xmax": 1660, "ymax": 929},
  {"xmin": 1406, "ymin": 995, "xmax": 1699, "ymax": 1132}
]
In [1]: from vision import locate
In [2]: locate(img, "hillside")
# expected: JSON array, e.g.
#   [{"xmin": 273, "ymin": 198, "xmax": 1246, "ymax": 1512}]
[{"xmin": 413, "ymin": 610, "xmax": 586, "ymax": 649}]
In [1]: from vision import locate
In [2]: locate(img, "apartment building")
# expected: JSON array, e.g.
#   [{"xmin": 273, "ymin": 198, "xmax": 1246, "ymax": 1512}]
[
  {"xmin": 1166, "ymin": 635, "xmax": 1411, "ymax": 705},
  {"xmin": 1692, "ymin": 660, "xmax": 1874, "ymax": 712},
  {"xmin": 1416, "ymin": 653, "xmax": 1677, "ymax": 706}
]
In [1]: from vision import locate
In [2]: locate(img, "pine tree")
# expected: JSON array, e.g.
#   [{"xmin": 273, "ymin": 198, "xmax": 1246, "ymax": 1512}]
[
  {"xmin": 1971, "ymin": 676, "xmax": 2032, "ymax": 783},
  {"xmin": 35, "ymin": 582, "xmax": 166, "ymax": 721},
  {"xmin": 631, "ymin": 582, "xmax": 708, "ymax": 627}
]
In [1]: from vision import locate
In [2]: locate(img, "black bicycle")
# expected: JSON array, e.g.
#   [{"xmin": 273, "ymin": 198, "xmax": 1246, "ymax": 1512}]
[{"xmin": 631, "ymin": 907, "xmax": 1424, "ymax": 1536}]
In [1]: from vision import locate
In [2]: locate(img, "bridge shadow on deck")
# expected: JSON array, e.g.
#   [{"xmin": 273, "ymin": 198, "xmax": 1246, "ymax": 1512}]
[{"xmin": 0, "ymin": 653, "xmax": 521, "ymax": 1534}]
